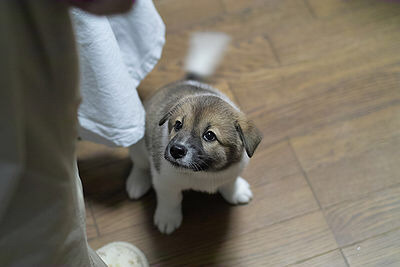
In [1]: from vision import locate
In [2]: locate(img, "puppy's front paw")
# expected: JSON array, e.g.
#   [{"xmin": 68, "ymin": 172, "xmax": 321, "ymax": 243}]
[
  {"xmin": 154, "ymin": 207, "xmax": 182, "ymax": 234},
  {"xmin": 219, "ymin": 177, "xmax": 253, "ymax": 205},
  {"xmin": 126, "ymin": 167, "xmax": 151, "ymax": 200}
]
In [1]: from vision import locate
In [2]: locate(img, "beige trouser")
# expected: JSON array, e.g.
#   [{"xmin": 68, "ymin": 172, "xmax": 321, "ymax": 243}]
[{"xmin": 0, "ymin": 1, "xmax": 106, "ymax": 266}]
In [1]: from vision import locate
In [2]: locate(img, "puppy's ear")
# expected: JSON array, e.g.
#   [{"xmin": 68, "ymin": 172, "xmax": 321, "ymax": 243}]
[
  {"xmin": 235, "ymin": 119, "xmax": 262, "ymax": 158},
  {"xmin": 159, "ymin": 112, "xmax": 171, "ymax": 126},
  {"xmin": 159, "ymin": 103, "xmax": 181, "ymax": 126}
]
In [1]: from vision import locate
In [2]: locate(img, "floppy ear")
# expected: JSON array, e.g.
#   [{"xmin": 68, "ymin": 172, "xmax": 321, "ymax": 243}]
[
  {"xmin": 235, "ymin": 120, "xmax": 262, "ymax": 158},
  {"xmin": 159, "ymin": 103, "xmax": 181, "ymax": 126},
  {"xmin": 159, "ymin": 112, "xmax": 171, "ymax": 126}
]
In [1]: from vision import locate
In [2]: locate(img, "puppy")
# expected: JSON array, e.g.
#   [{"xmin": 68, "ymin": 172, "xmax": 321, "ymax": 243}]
[{"xmin": 126, "ymin": 32, "xmax": 262, "ymax": 234}]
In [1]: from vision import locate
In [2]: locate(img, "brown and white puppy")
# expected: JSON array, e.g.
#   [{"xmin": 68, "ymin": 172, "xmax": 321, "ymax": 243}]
[{"xmin": 126, "ymin": 33, "xmax": 262, "ymax": 234}]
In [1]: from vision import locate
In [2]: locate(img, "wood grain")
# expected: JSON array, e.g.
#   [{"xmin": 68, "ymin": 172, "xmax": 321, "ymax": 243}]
[
  {"xmin": 291, "ymin": 250, "xmax": 347, "ymax": 267},
  {"xmin": 219, "ymin": 34, "xmax": 279, "ymax": 73},
  {"xmin": 274, "ymin": 2, "xmax": 400, "ymax": 65},
  {"xmin": 342, "ymin": 228, "xmax": 400, "ymax": 267},
  {"xmin": 90, "ymin": 191, "xmax": 155, "ymax": 236},
  {"xmin": 307, "ymin": 0, "xmax": 377, "ymax": 18},
  {"xmin": 77, "ymin": 141, "xmax": 128, "ymax": 173},
  {"xmin": 250, "ymin": 69, "xmax": 400, "ymax": 149},
  {"xmin": 221, "ymin": 0, "xmax": 267, "ymax": 14},
  {"xmin": 195, "ymin": 0, "xmax": 313, "ymax": 43},
  {"xmin": 325, "ymin": 185, "xmax": 400, "ymax": 247},
  {"xmin": 291, "ymin": 105, "xmax": 400, "ymax": 207},
  {"xmin": 79, "ymin": 158, "xmax": 131, "ymax": 197},
  {"xmin": 305, "ymin": 0, "xmax": 349, "ymax": 18},
  {"xmin": 89, "ymin": 211, "xmax": 337, "ymax": 266},
  {"xmin": 291, "ymin": 106, "xmax": 400, "ymax": 172},
  {"xmin": 227, "ymin": 4, "xmax": 400, "ymax": 115},
  {"xmin": 243, "ymin": 140, "xmax": 303, "ymax": 187},
  {"xmin": 155, "ymin": 0, "xmax": 224, "ymax": 33}
]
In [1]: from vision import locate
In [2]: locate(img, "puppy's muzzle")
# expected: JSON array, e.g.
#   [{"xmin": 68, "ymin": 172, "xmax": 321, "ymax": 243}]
[{"xmin": 170, "ymin": 144, "xmax": 187, "ymax": 159}]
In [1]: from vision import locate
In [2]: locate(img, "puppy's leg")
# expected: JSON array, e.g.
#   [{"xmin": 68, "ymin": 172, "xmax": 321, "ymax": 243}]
[
  {"xmin": 126, "ymin": 139, "xmax": 152, "ymax": 199},
  {"xmin": 153, "ymin": 182, "xmax": 183, "ymax": 234},
  {"xmin": 219, "ymin": 177, "xmax": 253, "ymax": 205}
]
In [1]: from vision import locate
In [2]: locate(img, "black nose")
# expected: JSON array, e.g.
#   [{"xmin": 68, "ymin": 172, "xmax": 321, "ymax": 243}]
[{"xmin": 170, "ymin": 144, "xmax": 187, "ymax": 159}]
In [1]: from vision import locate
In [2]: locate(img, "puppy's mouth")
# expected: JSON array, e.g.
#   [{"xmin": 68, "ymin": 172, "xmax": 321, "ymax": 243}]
[{"xmin": 164, "ymin": 150, "xmax": 207, "ymax": 172}]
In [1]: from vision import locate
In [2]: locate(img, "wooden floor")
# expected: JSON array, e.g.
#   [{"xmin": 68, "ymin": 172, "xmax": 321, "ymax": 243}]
[{"xmin": 78, "ymin": 0, "xmax": 400, "ymax": 266}]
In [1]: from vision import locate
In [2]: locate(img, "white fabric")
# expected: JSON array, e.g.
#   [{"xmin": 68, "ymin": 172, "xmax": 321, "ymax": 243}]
[{"xmin": 71, "ymin": 0, "xmax": 165, "ymax": 147}]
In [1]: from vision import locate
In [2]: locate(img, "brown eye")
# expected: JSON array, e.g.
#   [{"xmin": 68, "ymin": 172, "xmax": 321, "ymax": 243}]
[
  {"xmin": 203, "ymin": 131, "xmax": 216, "ymax": 142},
  {"xmin": 174, "ymin": 120, "xmax": 182, "ymax": 131}
]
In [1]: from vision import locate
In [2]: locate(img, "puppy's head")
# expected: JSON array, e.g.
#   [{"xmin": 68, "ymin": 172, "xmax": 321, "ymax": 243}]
[{"xmin": 159, "ymin": 95, "xmax": 262, "ymax": 172}]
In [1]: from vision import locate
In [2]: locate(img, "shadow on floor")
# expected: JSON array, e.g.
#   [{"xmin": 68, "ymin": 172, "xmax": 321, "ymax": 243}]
[{"xmin": 79, "ymin": 154, "xmax": 234, "ymax": 265}]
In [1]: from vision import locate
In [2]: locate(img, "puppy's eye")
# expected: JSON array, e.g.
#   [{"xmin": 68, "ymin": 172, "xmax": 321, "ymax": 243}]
[
  {"xmin": 174, "ymin": 120, "xmax": 182, "ymax": 131},
  {"xmin": 203, "ymin": 131, "xmax": 216, "ymax": 142}
]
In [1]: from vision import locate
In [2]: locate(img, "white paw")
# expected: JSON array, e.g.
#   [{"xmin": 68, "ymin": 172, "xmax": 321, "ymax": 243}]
[
  {"xmin": 154, "ymin": 207, "xmax": 182, "ymax": 234},
  {"xmin": 220, "ymin": 177, "xmax": 253, "ymax": 205},
  {"xmin": 126, "ymin": 167, "xmax": 151, "ymax": 200}
]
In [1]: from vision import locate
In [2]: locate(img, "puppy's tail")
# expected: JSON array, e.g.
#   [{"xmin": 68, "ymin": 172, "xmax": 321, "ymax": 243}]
[{"xmin": 184, "ymin": 32, "xmax": 231, "ymax": 80}]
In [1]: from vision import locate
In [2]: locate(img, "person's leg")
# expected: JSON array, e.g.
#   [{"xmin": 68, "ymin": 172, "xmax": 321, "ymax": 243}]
[{"xmin": 0, "ymin": 1, "xmax": 105, "ymax": 266}]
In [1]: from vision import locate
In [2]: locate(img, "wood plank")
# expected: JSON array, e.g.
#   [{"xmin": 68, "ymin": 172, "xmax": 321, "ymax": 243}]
[
  {"xmin": 291, "ymin": 250, "xmax": 347, "ymax": 267},
  {"xmin": 307, "ymin": 140, "xmax": 400, "ymax": 207},
  {"xmin": 231, "ymin": 61, "xmax": 400, "ymax": 118},
  {"xmin": 188, "ymin": 0, "xmax": 312, "ymax": 42},
  {"xmin": 176, "ymin": 0, "xmax": 400, "ymax": 67},
  {"xmin": 306, "ymin": 0, "xmax": 351, "ymax": 18},
  {"xmin": 272, "ymin": 1, "xmax": 400, "ymax": 65},
  {"xmin": 154, "ymin": 0, "xmax": 225, "ymax": 33},
  {"xmin": 291, "ymin": 105, "xmax": 400, "ymax": 172},
  {"xmin": 186, "ymin": 212, "xmax": 337, "ymax": 266},
  {"xmin": 229, "ymin": 4, "xmax": 400, "ymax": 113},
  {"xmin": 91, "ymin": 158, "xmax": 318, "ymax": 238},
  {"xmin": 243, "ymin": 139, "xmax": 303, "ymax": 187},
  {"xmin": 79, "ymin": 158, "xmax": 131, "ymax": 197},
  {"xmin": 291, "ymin": 105, "xmax": 400, "ymax": 207},
  {"xmin": 89, "ymin": 190, "xmax": 155, "ymax": 237},
  {"xmin": 90, "ymin": 211, "xmax": 336, "ymax": 266},
  {"xmin": 250, "ymin": 69, "xmax": 400, "ymax": 148},
  {"xmin": 325, "ymin": 185, "xmax": 400, "ymax": 247},
  {"xmin": 221, "ymin": 0, "xmax": 267, "ymax": 14},
  {"xmin": 230, "ymin": 44, "xmax": 400, "ymax": 117},
  {"xmin": 342, "ymin": 228, "xmax": 400, "ymax": 267},
  {"xmin": 219, "ymin": 34, "xmax": 279, "ymax": 73},
  {"xmin": 307, "ymin": 0, "xmax": 377, "ymax": 18},
  {"xmin": 77, "ymin": 133, "xmax": 131, "ymax": 199},
  {"xmin": 77, "ymin": 141, "xmax": 128, "ymax": 172},
  {"xmin": 151, "ymin": 32, "xmax": 188, "ymax": 73},
  {"xmin": 137, "ymin": 67, "xmax": 184, "ymax": 101}
]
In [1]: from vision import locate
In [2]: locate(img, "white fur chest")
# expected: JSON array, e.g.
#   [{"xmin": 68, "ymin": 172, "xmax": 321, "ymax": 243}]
[{"xmin": 150, "ymin": 153, "xmax": 248, "ymax": 194}]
